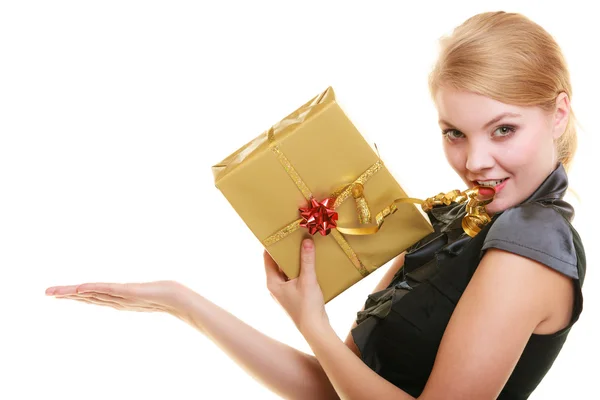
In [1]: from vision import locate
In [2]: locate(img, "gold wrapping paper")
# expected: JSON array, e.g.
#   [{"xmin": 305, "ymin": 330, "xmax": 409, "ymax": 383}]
[{"xmin": 212, "ymin": 87, "xmax": 434, "ymax": 303}]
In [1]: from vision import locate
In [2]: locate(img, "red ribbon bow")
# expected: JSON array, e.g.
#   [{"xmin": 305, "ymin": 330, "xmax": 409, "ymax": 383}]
[{"xmin": 299, "ymin": 197, "xmax": 339, "ymax": 236}]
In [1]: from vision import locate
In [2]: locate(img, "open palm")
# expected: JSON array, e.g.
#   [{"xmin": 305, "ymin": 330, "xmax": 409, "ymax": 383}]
[{"xmin": 45, "ymin": 280, "xmax": 189, "ymax": 316}]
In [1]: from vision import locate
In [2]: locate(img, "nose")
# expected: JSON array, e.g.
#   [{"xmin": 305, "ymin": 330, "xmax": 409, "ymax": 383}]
[{"xmin": 465, "ymin": 139, "xmax": 495, "ymax": 173}]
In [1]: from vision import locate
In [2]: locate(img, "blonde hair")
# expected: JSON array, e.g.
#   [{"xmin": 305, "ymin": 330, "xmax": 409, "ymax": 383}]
[{"xmin": 428, "ymin": 11, "xmax": 577, "ymax": 171}]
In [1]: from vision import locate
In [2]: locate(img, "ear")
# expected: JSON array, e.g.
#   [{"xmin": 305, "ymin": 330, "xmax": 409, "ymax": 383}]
[{"xmin": 552, "ymin": 92, "xmax": 570, "ymax": 140}]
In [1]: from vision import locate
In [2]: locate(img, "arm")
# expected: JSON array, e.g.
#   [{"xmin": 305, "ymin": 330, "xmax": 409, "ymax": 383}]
[
  {"xmin": 181, "ymin": 252, "xmax": 406, "ymax": 399},
  {"xmin": 301, "ymin": 248, "xmax": 573, "ymax": 399},
  {"xmin": 419, "ymin": 248, "xmax": 574, "ymax": 399},
  {"xmin": 174, "ymin": 287, "xmax": 339, "ymax": 400}
]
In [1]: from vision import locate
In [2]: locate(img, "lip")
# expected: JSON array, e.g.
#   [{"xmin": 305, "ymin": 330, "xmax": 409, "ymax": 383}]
[{"xmin": 473, "ymin": 178, "xmax": 509, "ymax": 195}]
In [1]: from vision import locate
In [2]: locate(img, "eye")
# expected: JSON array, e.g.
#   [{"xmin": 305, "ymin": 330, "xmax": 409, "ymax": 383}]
[
  {"xmin": 441, "ymin": 129, "xmax": 465, "ymax": 142},
  {"xmin": 492, "ymin": 125, "xmax": 516, "ymax": 138}
]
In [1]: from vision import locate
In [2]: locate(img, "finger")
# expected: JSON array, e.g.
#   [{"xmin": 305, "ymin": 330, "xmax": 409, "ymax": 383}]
[
  {"xmin": 264, "ymin": 250, "xmax": 286, "ymax": 286},
  {"xmin": 46, "ymin": 283, "xmax": 130, "ymax": 297},
  {"xmin": 300, "ymin": 239, "xmax": 317, "ymax": 282},
  {"xmin": 76, "ymin": 293, "xmax": 158, "ymax": 311},
  {"xmin": 46, "ymin": 285, "xmax": 80, "ymax": 296},
  {"xmin": 57, "ymin": 294, "xmax": 157, "ymax": 312},
  {"xmin": 75, "ymin": 282, "xmax": 133, "ymax": 298},
  {"xmin": 56, "ymin": 295, "xmax": 125, "ymax": 311}
]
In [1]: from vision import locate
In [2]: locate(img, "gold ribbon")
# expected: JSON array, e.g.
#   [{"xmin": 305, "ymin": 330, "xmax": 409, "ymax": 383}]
[
  {"xmin": 262, "ymin": 128, "xmax": 494, "ymax": 277},
  {"xmin": 263, "ymin": 129, "xmax": 376, "ymax": 276}
]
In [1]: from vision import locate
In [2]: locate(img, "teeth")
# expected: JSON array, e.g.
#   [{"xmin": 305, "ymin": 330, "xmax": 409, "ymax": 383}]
[{"xmin": 477, "ymin": 179, "xmax": 506, "ymax": 187}]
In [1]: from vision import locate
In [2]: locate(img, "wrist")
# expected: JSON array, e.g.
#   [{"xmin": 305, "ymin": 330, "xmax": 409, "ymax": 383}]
[
  {"xmin": 163, "ymin": 282, "xmax": 199, "ymax": 322},
  {"xmin": 303, "ymin": 321, "xmax": 340, "ymax": 363},
  {"xmin": 302, "ymin": 317, "xmax": 335, "ymax": 342}
]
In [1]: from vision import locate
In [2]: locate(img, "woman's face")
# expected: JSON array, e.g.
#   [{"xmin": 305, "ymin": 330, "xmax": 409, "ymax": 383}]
[{"xmin": 434, "ymin": 88, "xmax": 569, "ymax": 215}]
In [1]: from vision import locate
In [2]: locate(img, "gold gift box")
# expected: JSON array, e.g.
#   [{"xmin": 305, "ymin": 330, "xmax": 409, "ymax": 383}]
[{"xmin": 212, "ymin": 87, "xmax": 433, "ymax": 303}]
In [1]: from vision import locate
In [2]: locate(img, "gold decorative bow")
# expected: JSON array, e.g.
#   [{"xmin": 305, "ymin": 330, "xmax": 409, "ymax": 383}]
[{"xmin": 416, "ymin": 186, "xmax": 495, "ymax": 237}]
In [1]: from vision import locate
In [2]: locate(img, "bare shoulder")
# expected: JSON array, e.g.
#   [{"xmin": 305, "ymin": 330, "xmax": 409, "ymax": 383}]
[{"xmin": 476, "ymin": 247, "xmax": 575, "ymax": 334}]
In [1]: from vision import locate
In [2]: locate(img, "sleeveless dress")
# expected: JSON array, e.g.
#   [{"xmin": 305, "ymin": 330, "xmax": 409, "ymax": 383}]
[{"xmin": 350, "ymin": 163, "xmax": 586, "ymax": 399}]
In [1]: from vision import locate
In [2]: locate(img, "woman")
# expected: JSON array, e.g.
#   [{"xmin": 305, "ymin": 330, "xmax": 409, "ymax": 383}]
[{"xmin": 45, "ymin": 11, "xmax": 585, "ymax": 399}]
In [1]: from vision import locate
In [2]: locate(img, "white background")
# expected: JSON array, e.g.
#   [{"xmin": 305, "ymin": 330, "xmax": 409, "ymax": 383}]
[{"xmin": 1, "ymin": 1, "xmax": 598, "ymax": 399}]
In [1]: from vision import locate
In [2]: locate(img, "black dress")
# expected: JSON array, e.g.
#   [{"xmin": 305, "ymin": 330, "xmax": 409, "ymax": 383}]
[{"xmin": 350, "ymin": 163, "xmax": 586, "ymax": 399}]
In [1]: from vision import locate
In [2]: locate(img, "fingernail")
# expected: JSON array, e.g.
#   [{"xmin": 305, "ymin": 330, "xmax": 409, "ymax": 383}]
[
  {"xmin": 303, "ymin": 239, "xmax": 313, "ymax": 250},
  {"xmin": 46, "ymin": 288, "xmax": 55, "ymax": 296}
]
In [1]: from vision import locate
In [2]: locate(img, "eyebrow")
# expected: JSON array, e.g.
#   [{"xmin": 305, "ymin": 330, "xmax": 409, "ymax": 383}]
[{"xmin": 439, "ymin": 112, "xmax": 523, "ymax": 130}]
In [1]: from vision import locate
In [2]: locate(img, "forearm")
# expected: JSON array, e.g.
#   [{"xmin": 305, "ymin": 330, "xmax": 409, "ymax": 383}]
[
  {"xmin": 305, "ymin": 323, "xmax": 415, "ymax": 400},
  {"xmin": 172, "ymin": 288, "xmax": 339, "ymax": 400}
]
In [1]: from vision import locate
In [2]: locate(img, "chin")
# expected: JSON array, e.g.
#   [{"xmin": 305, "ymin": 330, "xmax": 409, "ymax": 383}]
[
  {"xmin": 485, "ymin": 197, "xmax": 518, "ymax": 215},
  {"xmin": 485, "ymin": 202, "xmax": 503, "ymax": 216}
]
